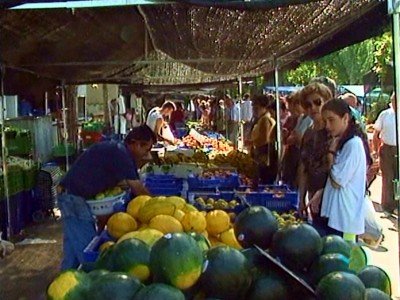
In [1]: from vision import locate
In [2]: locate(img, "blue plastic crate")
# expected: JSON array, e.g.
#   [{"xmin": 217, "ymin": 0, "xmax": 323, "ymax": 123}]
[
  {"xmin": 236, "ymin": 184, "xmax": 291, "ymax": 192},
  {"xmin": 187, "ymin": 174, "xmax": 240, "ymax": 190},
  {"xmin": 243, "ymin": 191, "xmax": 299, "ymax": 212},
  {"xmin": 147, "ymin": 186, "xmax": 183, "ymax": 196},
  {"xmin": 83, "ymin": 230, "xmax": 113, "ymax": 263}
]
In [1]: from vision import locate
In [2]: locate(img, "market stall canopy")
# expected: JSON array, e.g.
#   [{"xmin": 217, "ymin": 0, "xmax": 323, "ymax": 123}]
[{"xmin": 0, "ymin": 0, "xmax": 389, "ymax": 85}]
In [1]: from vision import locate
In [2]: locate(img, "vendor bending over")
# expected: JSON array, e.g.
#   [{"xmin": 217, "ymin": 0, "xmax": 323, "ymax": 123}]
[
  {"xmin": 146, "ymin": 101, "xmax": 178, "ymax": 145},
  {"xmin": 57, "ymin": 125, "xmax": 155, "ymax": 270}
]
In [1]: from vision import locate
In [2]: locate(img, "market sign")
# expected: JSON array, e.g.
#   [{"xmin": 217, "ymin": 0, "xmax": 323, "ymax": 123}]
[{"xmin": 388, "ymin": 0, "xmax": 400, "ymax": 14}]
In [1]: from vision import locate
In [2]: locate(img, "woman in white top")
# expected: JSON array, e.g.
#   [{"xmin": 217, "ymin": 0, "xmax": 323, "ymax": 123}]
[
  {"xmin": 320, "ymin": 98, "xmax": 372, "ymax": 241},
  {"xmin": 146, "ymin": 102, "xmax": 176, "ymax": 145}
]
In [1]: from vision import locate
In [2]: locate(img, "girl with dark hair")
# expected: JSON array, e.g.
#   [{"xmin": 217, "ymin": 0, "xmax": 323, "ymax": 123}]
[
  {"xmin": 319, "ymin": 98, "xmax": 371, "ymax": 241},
  {"xmin": 250, "ymin": 94, "xmax": 278, "ymax": 185}
]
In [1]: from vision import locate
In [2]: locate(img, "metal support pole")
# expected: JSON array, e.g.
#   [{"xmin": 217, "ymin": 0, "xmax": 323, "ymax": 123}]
[
  {"xmin": 61, "ymin": 81, "xmax": 70, "ymax": 171},
  {"xmin": 45, "ymin": 91, "xmax": 49, "ymax": 115},
  {"xmin": 391, "ymin": 7, "xmax": 400, "ymax": 271},
  {"xmin": 0, "ymin": 66, "xmax": 12, "ymax": 239},
  {"xmin": 238, "ymin": 76, "xmax": 244, "ymax": 151},
  {"xmin": 273, "ymin": 58, "xmax": 282, "ymax": 181}
]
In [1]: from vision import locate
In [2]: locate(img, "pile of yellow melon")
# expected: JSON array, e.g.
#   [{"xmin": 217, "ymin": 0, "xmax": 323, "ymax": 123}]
[{"xmin": 103, "ymin": 195, "xmax": 242, "ymax": 250}]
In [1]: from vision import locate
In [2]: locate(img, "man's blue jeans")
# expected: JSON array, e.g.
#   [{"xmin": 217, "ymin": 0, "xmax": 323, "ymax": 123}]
[{"xmin": 58, "ymin": 193, "xmax": 96, "ymax": 270}]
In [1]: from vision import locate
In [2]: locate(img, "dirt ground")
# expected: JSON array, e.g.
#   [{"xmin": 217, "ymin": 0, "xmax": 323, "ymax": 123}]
[
  {"xmin": 0, "ymin": 216, "xmax": 62, "ymax": 300},
  {"xmin": 0, "ymin": 175, "xmax": 398, "ymax": 299}
]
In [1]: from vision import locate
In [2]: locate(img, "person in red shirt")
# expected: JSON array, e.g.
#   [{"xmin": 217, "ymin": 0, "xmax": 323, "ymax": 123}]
[{"xmin": 170, "ymin": 102, "xmax": 185, "ymax": 131}]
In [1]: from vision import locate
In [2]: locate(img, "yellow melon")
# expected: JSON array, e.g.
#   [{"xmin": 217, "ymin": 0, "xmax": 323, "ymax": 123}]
[
  {"xmin": 117, "ymin": 228, "xmax": 164, "ymax": 246},
  {"xmin": 173, "ymin": 209, "xmax": 186, "ymax": 222},
  {"xmin": 149, "ymin": 214, "xmax": 183, "ymax": 234},
  {"xmin": 182, "ymin": 204, "xmax": 198, "ymax": 213},
  {"xmin": 107, "ymin": 212, "xmax": 137, "ymax": 239},
  {"xmin": 181, "ymin": 211, "xmax": 207, "ymax": 233},
  {"xmin": 206, "ymin": 210, "xmax": 230, "ymax": 237},
  {"xmin": 208, "ymin": 235, "xmax": 224, "ymax": 248},
  {"xmin": 126, "ymin": 195, "xmax": 152, "ymax": 218},
  {"xmin": 165, "ymin": 196, "xmax": 187, "ymax": 209},
  {"xmin": 220, "ymin": 228, "xmax": 242, "ymax": 249},
  {"xmin": 99, "ymin": 241, "xmax": 115, "ymax": 253}
]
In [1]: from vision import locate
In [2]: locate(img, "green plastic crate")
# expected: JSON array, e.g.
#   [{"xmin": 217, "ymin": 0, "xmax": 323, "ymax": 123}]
[
  {"xmin": 23, "ymin": 167, "xmax": 38, "ymax": 191},
  {"xmin": 7, "ymin": 131, "xmax": 33, "ymax": 156},
  {"xmin": 0, "ymin": 168, "xmax": 24, "ymax": 197},
  {"xmin": 53, "ymin": 143, "xmax": 76, "ymax": 157}
]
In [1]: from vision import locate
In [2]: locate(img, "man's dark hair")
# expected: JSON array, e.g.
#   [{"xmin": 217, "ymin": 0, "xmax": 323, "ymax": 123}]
[{"xmin": 124, "ymin": 125, "xmax": 156, "ymax": 144}]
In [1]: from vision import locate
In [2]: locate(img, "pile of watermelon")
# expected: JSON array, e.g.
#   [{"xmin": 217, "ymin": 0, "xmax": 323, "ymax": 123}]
[{"xmin": 47, "ymin": 206, "xmax": 392, "ymax": 300}]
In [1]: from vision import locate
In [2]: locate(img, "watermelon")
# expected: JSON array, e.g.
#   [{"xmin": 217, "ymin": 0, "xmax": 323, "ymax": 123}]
[
  {"xmin": 88, "ymin": 272, "xmax": 143, "ymax": 300},
  {"xmin": 188, "ymin": 232, "xmax": 211, "ymax": 252},
  {"xmin": 358, "ymin": 266, "xmax": 391, "ymax": 295},
  {"xmin": 241, "ymin": 247, "xmax": 270, "ymax": 279},
  {"xmin": 349, "ymin": 246, "xmax": 368, "ymax": 273},
  {"xmin": 200, "ymin": 246, "xmax": 252, "ymax": 300},
  {"xmin": 316, "ymin": 271, "xmax": 365, "ymax": 300},
  {"xmin": 150, "ymin": 233, "xmax": 204, "ymax": 290},
  {"xmin": 309, "ymin": 253, "xmax": 350, "ymax": 285},
  {"xmin": 133, "ymin": 283, "xmax": 185, "ymax": 300},
  {"xmin": 364, "ymin": 288, "xmax": 391, "ymax": 300},
  {"xmin": 247, "ymin": 273, "xmax": 290, "ymax": 300},
  {"xmin": 105, "ymin": 238, "xmax": 151, "ymax": 282},
  {"xmin": 321, "ymin": 235, "xmax": 351, "ymax": 258},
  {"xmin": 47, "ymin": 270, "xmax": 90, "ymax": 300},
  {"xmin": 271, "ymin": 224, "xmax": 322, "ymax": 272},
  {"xmin": 87, "ymin": 269, "xmax": 110, "ymax": 281},
  {"xmin": 234, "ymin": 206, "xmax": 278, "ymax": 249}
]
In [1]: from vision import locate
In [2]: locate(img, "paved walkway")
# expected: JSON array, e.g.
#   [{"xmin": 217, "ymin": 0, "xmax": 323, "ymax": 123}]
[{"xmin": 367, "ymin": 175, "xmax": 399, "ymax": 298}]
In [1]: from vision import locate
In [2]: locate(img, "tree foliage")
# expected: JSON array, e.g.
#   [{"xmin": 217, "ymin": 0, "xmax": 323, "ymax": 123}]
[{"xmin": 284, "ymin": 31, "xmax": 393, "ymax": 85}]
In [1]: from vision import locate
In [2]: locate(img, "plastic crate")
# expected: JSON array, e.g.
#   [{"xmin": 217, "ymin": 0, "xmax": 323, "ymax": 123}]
[
  {"xmin": 242, "ymin": 190, "xmax": 299, "ymax": 212},
  {"xmin": 147, "ymin": 187, "xmax": 183, "ymax": 196},
  {"xmin": 187, "ymin": 174, "xmax": 240, "ymax": 190},
  {"xmin": 236, "ymin": 184, "xmax": 290, "ymax": 192},
  {"xmin": 7, "ymin": 131, "xmax": 33, "ymax": 156},
  {"xmin": 80, "ymin": 130, "xmax": 103, "ymax": 145},
  {"xmin": 144, "ymin": 174, "xmax": 183, "ymax": 196},
  {"xmin": 83, "ymin": 230, "xmax": 113, "ymax": 263},
  {"xmin": 0, "ymin": 168, "xmax": 25, "ymax": 197},
  {"xmin": 23, "ymin": 167, "xmax": 38, "ymax": 191},
  {"xmin": 52, "ymin": 143, "xmax": 76, "ymax": 158}
]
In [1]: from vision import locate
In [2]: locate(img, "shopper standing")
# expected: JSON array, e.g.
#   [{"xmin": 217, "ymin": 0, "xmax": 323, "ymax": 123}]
[
  {"xmin": 373, "ymin": 93, "xmax": 398, "ymax": 215},
  {"xmin": 320, "ymin": 98, "xmax": 371, "ymax": 240},
  {"xmin": 297, "ymin": 82, "xmax": 333, "ymax": 228},
  {"xmin": 250, "ymin": 94, "xmax": 277, "ymax": 185}
]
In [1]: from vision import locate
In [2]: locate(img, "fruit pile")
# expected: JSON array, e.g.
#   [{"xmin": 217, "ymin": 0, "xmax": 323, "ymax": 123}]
[
  {"xmin": 103, "ymin": 195, "xmax": 242, "ymax": 250},
  {"xmin": 47, "ymin": 204, "xmax": 392, "ymax": 300},
  {"xmin": 272, "ymin": 211, "xmax": 302, "ymax": 229},
  {"xmin": 194, "ymin": 197, "xmax": 241, "ymax": 212},
  {"xmin": 200, "ymin": 168, "xmax": 235, "ymax": 179},
  {"xmin": 93, "ymin": 186, "xmax": 124, "ymax": 200},
  {"xmin": 161, "ymin": 151, "xmax": 209, "ymax": 164},
  {"xmin": 213, "ymin": 151, "xmax": 256, "ymax": 179},
  {"xmin": 181, "ymin": 133, "xmax": 233, "ymax": 152}
]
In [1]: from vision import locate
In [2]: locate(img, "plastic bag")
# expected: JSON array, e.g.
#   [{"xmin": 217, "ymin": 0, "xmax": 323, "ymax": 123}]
[{"xmin": 363, "ymin": 195, "xmax": 382, "ymax": 240}]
